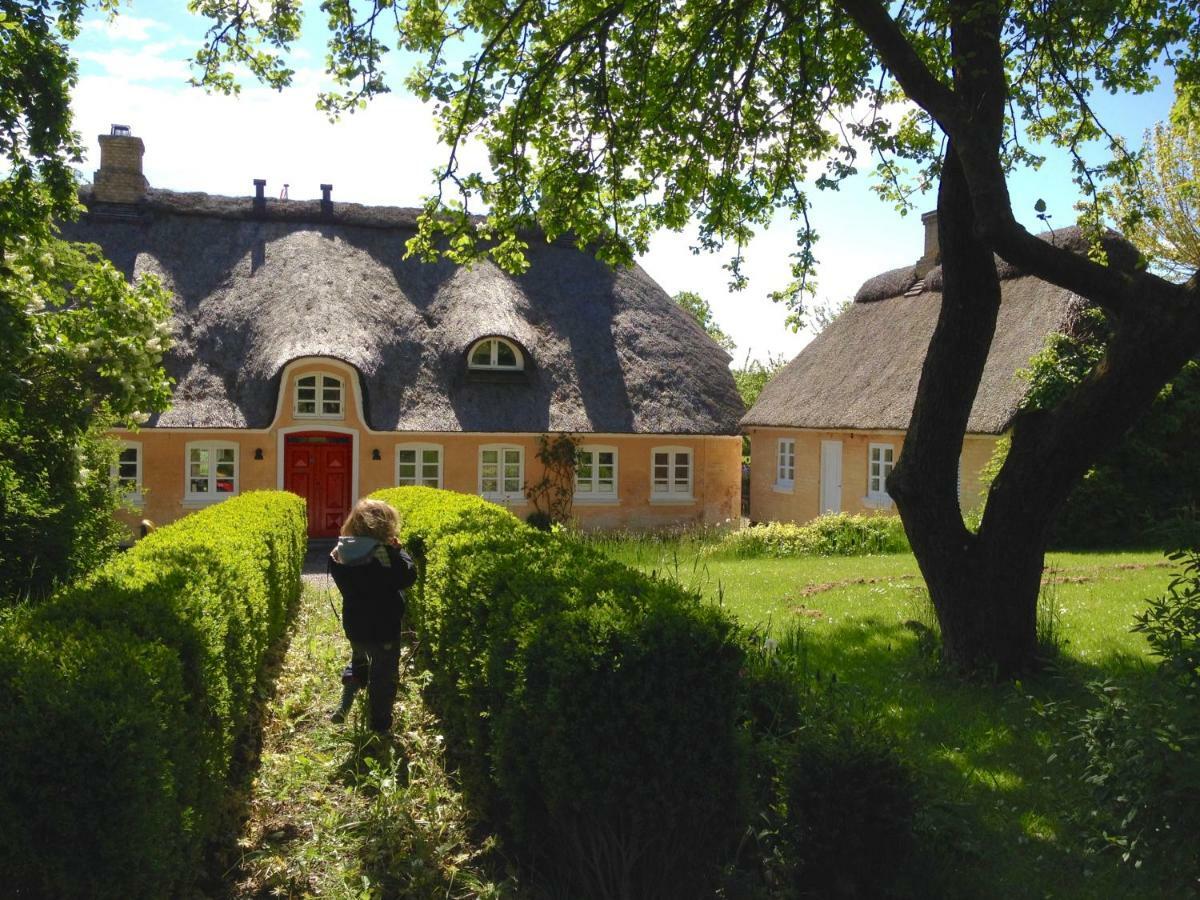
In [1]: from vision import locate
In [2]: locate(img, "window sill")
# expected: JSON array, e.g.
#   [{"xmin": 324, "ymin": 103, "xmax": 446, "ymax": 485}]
[
  {"xmin": 292, "ymin": 413, "xmax": 346, "ymax": 421},
  {"xmin": 650, "ymin": 496, "xmax": 696, "ymax": 506},
  {"xmin": 481, "ymin": 495, "xmax": 527, "ymax": 506},
  {"xmin": 862, "ymin": 495, "xmax": 893, "ymax": 510},
  {"xmin": 574, "ymin": 496, "xmax": 620, "ymax": 506},
  {"xmin": 183, "ymin": 495, "xmax": 237, "ymax": 509},
  {"xmin": 773, "ymin": 482, "xmax": 795, "ymax": 494}
]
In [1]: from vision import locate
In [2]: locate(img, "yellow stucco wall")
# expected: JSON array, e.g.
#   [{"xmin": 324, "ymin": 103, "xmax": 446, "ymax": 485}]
[
  {"xmin": 745, "ymin": 427, "xmax": 999, "ymax": 524},
  {"xmin": 114, "ymin": 359, "xmax": 741, "ymax": 535}
]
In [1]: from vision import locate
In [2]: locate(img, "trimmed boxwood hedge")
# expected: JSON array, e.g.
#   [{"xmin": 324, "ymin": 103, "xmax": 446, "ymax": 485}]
[
  {"xmin": 0, "ymin": 491, "xmax": 306, "ymax": 899},
  {"xmin": 373, "ymin": 487, "xmax": 749, "ymax": 897}
]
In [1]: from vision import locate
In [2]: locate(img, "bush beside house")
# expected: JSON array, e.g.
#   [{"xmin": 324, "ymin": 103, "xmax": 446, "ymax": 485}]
[
  {"xmin": 374, "ymin": 486, "xmax": 919, "ymax": 896},
  {"xmin": 0, "ymin": 491, "xmax": 305, "ymax": 899}
]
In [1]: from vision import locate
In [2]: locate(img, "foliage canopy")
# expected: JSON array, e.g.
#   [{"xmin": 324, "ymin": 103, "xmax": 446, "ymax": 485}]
[
  {"xmin": 0, "ymin": 1, "xmax": 173, "ymax": 602},
  {"xmin": 191, "ymin": 0, "xmax": 1200, "ymax": 321},
  {"xmin": 1113, "ymin": 110, "xmax": 1200, "ymax": 281}
]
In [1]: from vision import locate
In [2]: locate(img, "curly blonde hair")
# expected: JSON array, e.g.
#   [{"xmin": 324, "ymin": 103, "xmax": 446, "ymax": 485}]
[{"xmin": 340, "ymin": 498, "xmax": 400, "ymax": 541}]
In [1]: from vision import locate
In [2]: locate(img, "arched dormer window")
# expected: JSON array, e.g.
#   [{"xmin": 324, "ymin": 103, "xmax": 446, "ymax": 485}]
[
  {"xmin": 295, "ymin": 373, "xmax": 344, "ymax": 418},
  {"xmin": 468, "ymin": 337, "xmax": 524, "ymax": 371}
]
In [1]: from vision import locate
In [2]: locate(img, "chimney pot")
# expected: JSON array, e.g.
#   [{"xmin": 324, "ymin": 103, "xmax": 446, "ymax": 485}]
[{"xmin": 93, "ymin": 127, "xmax": 148, "ymax": 204}]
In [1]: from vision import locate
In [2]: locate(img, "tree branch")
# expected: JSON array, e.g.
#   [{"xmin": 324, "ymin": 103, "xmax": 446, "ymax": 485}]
[{"xmin": 834, "ymin": 0, "xmax": 961, "ymax": 126}]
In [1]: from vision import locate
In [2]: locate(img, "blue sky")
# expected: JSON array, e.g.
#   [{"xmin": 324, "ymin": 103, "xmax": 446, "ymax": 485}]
[{"xmin": 70, "ymin": 3, "xmax": 1178, "ymax": 364}]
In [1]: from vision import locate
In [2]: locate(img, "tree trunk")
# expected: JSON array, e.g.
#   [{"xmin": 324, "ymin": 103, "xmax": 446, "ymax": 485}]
[
  {"xmin": 841, "ymin": 0, "xmax": 1200, "ymax": 678},
  {"xmin": 888, "ymin": 137, "xmax": 1049, "ymax": 676}
]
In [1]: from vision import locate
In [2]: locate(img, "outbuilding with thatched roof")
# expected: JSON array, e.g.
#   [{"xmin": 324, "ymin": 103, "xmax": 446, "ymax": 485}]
[
  {"xmin": 740, "ymin": 212, "xmax": 1123, "ymax": 524},
  {"xmin": 71, "ymin": 127, "xmax": 744, "ymax": 537}
]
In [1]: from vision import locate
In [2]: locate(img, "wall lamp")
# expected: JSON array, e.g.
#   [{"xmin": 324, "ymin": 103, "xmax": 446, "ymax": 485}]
[
  {"xmin": 371, "ymin": 449, "xmax": 382, "ymax": 461},
  {"xmin": 254, "ymin": 448, "xmax": 264, "ymax": 460}
]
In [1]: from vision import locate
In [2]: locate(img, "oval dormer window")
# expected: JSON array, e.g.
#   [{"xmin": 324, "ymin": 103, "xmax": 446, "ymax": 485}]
[
  {"xmin": 295, "ymin": 373, "xmax": 343, "ymax": 417},
  {"xmin": 468, "ymin": 337, "xmax": 524, "ymax": 371}
]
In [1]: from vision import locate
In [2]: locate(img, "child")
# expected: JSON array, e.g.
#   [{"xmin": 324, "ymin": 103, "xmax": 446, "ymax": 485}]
[{"xmin": 327, "ymin": 498, "xmax": 417, "ymax": 734}]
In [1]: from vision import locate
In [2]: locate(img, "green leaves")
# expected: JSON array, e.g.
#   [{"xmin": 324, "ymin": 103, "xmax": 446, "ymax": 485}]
[
  {"xmin": 0, "ymin": 236, "xmax": 173, "ymax": 602},
  {"xmin": 1, "ymin": 236, "xmax": 173, "ymax": 429},
  {"xmin": 187, "ymin": 0, "xmax": 302, "ymax": 96}
]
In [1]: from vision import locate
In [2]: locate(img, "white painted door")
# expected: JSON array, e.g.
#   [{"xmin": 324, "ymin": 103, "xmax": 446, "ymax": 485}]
[{"xmin": 820, "ymin": 440, "xmax": 843, "ymax": 514}]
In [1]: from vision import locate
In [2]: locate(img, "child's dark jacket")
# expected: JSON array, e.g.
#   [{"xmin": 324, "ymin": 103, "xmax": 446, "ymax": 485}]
[{"xmin": 328, "ymin": 537, "xmax": 417, "ymax": 642}]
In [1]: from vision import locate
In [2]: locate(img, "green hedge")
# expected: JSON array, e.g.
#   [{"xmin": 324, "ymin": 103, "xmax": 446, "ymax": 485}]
[
  {"xmin": 373, "ymin": 487, "xmax": 749, "ymax": 897},
  {"xmin": 0, "ymin": 491, "xmax": 306, "ymax": 899},
  {"xmin": 720, "ymin": 512, "xmax": 911, "ymax": 557}
]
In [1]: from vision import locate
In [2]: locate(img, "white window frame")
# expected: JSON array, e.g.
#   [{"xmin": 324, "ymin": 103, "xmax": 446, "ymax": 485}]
[
  {"xmin": 112, "ymin": 440, "xmax": 143, "ymax": 506},
  {"xmin": 184, "ymin": 441, "xmax": 240, "ymax": 506},
  {"xmin": 775, "ymin": 438, "xmax": 796, "ymax": 491},
  {"xmin": 395, "ymin": 443, "xmax": 444, "ymax": 489},
  {"xmin": 294, "ymin": 372, "xmax": 345, "ymax": 419},
  {"xmin": 467, "ymin": 337, "xmax": 525, "ymax": 371},
  {"xmin": 866, "ymin": 442, "xmax": 895, "ymax": 506},
  {"xmin": 650, "ymin": 445, "xmax": 694, "ymax": 503},
  {"xmin": 479, "ymin": 444, "xmax": 525, "ymax": 502},
  {"xmin": 575, "ymin": 444, "xmax": 619, "ymax": 503}
]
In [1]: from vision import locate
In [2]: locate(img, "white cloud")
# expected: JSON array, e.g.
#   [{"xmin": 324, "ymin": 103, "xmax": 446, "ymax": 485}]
[
  {"xmin": 77, "ymin": 45, "xmax": 192, "ymax": 83},
  {"xmin": 72, "ymin": 67, "xmax": 489, "ymax": 205},
  {"xmin": 82, "ymin": 14, "xmax": 160, "ymax": 43}
]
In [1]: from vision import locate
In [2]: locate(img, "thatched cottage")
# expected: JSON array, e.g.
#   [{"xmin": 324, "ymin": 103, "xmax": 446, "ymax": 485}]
[
  {"xmin": 71, "ymin": 128, "xmax": 743, "ymax": 537},
  {"xmin": 741, "ymin": 213, "xmax": 1131, "ymax": 524}
]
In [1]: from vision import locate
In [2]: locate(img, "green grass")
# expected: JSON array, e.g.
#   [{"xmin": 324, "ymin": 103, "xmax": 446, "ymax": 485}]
[
  {"xmin": 586, "ymin": 532, "xmax": 1180, "ymax": 898},
  {"xmin": 225, "ymin": 537, "xmax": 1185, "ymax": 898},
  {"xmin": 227, "ymin": 581, "xmax": 515, "ymax": 899}
]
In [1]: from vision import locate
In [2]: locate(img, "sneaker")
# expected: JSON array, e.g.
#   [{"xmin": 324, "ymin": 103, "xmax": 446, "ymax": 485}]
[{"xmin": 330, "ymin": 707, "xmax": 348, "ymax": 724}]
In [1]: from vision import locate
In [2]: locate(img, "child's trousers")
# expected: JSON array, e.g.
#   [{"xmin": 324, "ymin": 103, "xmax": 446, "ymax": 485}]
[{"xmin": 338, "ymin": 640, "xmax": 401, "ymax": 732}]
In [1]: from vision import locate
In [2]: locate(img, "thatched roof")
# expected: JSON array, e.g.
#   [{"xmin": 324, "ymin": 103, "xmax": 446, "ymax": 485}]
[
  {"xmin": 743, "ymin": 227, "xmax": 1133, "ymax": 435},
  {"xmin": 65, "ymin": 188, "xmax": 742, "ymax": 434}
]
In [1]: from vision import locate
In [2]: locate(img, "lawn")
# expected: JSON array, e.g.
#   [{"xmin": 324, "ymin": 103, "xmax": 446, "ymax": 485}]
[
  {"xmin": 588, "ymin": 533, "xmax": 1180, "ymax": 898},
  {"xmin": 228, "ymin": 536, "xmax": 1185, "ymax": 898}
]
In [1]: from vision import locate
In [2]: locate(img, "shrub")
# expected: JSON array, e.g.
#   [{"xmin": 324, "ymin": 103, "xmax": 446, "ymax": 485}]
[
  {"xmin": 720, "ymin": 513, "xmax": 910, "ymax": 558},
  {"xmin": 373, "ymin": 487, "xmax": 748, "ymax": 898},
  {"xmin": 1132, "ymin": 546, "xmax": 1200, "ymax": 686},
  {"xmin": 1074, "ymin": 681, "xmax": 1200, "ymax": 882},
  {"xmin": 0, "ymin": 491, "xmax": 306, "ymax": 899},
  {"xmin": 1072, "ymin": 545, "xmax": 1200, "ymax": 886},
  {"xmin": 734, "ymin": 627, "xmax": 918, "ymax": 896}
]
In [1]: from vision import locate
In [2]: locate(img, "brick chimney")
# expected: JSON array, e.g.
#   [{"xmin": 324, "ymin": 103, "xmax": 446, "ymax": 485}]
[
  {"xmin": 93, "ymin": 124, "xmax": 148, "ymax": 204},
  {"xmin": 914, "ymin": 209, "xmax": 939, "ymax": 277}
]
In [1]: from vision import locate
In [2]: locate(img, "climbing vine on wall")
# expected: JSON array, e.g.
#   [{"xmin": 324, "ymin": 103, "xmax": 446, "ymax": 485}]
[{"xmin": 525, "ymin": 433, "xmax": 581, "ymax": 528}]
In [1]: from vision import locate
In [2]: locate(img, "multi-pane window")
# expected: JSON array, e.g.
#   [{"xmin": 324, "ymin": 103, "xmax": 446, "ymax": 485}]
[
  {"xmin": 295, "ymin": 374, "xmax": 343, "ymax": 416},
  {"xmin": 468, "ymin": 337, "xmax": 523, "ymax": 370},
  {"xmin": 651, "ymin": 447, "xmax": 693, "ymax": 499},
  {"xmin": 776, "ymin": 439, "xmax": 796, "ymax": 486},
  {"xmin": 576, "ymin": 446, "xmax": 617, "ymax": 498},
  {"xmin": 868, "ymin": 443, "xmax": 895, "ymax": 500},
  {"xmin": 112, "ymin": 442, "xmax": 142, "ymax": 501},
  {"xmin": 397, "ymin": 445, "xmax": 442, "ymax": 488},
  {"xmin": 480, "ymin": 445, "xmax": 524, "ymax": 500},
  {"xmin": 186, "ymin": 442, "xmax": 238, "ymax": 501}
]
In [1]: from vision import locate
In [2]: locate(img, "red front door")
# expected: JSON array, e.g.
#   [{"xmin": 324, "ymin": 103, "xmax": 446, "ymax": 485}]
[{"xmin": 284, "ymin": 432, "xmax": 353, "ymax": 537}]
